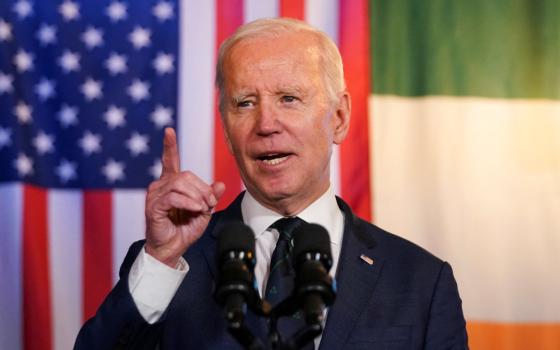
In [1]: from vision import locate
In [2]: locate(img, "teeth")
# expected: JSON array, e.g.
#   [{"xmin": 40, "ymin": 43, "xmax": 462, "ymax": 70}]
[{"xmin": 262, "ymin": 155, "xmax": 288, "ymax": 165}]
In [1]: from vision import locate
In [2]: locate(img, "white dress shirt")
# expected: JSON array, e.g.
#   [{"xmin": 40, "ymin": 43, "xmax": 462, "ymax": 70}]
[{"xmin": 128, "ymin": 185, "xmax": 345, "ymax": 345}]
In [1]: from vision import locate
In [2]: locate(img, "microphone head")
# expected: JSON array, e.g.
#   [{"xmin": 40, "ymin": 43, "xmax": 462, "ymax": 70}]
[
  {"xmin": 217, "ymin": 222, "xmax": 255, "ymax": 263},
  {"xmin": 292, "ymin": 223, "xmax": 332, "ymax": 268}
]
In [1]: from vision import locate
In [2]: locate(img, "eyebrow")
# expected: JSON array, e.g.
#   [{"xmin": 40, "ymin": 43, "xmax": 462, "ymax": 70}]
[
  {"xmin": 276, "ymin": 85, "xmax": 305, "ymax": 95},
  {"xmin": 230, "ymin": 94, "xmax": 254, "ymax": 105},
  {"xmin": 228, "ymin": 85, "xmax": 308, "ymax": 104}
]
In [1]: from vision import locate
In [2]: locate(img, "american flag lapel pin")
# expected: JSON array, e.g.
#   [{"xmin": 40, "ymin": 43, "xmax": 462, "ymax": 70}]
[{"xmin": 360, "ymin": 254, "xmax": 374, "ymax": 265}]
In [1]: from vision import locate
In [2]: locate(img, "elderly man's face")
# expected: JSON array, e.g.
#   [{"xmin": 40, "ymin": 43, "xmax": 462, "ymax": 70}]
[{"xmin": 221, "ymin": 31, "xmax": 350, "ymax": 215}]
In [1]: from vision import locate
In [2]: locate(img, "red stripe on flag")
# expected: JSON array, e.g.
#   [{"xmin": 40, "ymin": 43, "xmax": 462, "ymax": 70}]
[
  {"xmin": 22, "ymin": 185, "xmax": 52, "ymax": 350},
  {"xmin": 214, "ymin": 0, "xmax": 244, "ymax": 210},
  {"xmin": 338, "ymin": 0, "xmax": 373, "ymax": 221},
  {"xmin": 82, "ymin": 191, "xmax": 113, "ymax": 321},
  {"xmin": 280, "ymin": 0, "xmax": 305, "ymax": 19}
]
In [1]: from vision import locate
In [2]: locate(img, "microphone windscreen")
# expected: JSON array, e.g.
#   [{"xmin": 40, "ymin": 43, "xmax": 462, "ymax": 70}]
[
  {"xmin": 292, "ymin": 223, "xmax": 331, "ymax": 259},
  {"xmin": 217, "ymin": 222, "xmax": 255, "ymax": 258}
]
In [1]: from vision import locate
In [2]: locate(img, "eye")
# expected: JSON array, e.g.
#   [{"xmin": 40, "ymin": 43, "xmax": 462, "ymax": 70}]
[
  {"xmin": 281, "ymin": 95, "xmax": 298, "ymax": 103},
  {"xmin": 237, "ymin": 100, "xmax": 253, "ymax": 108}
]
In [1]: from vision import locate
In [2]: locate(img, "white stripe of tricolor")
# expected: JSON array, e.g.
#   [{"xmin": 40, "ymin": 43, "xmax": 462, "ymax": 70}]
[{"xmin": 372, "ymin": 94, "xmax": 560, "ymax": 322}]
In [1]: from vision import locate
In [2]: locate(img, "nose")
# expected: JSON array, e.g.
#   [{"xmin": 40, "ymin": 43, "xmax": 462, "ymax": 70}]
[{"xmin": 255, "ymin": 101, "xmax": 281, "ymax": 136}]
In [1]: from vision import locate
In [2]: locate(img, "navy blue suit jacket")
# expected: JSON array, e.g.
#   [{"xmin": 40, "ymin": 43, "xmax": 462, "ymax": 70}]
[{"xmin": 75, "ymin": 193, "xmax": 468, "ymax": 349}]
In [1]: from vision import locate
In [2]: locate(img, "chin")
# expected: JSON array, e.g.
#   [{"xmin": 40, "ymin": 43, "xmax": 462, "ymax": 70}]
[{"xmin": 254, "ymin": 181, "xmax": 297, "ymax": 202}]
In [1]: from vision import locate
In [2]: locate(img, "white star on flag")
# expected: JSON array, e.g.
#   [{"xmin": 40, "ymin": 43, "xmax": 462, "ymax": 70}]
[
  {"xmin": 129, "ymin": 27, "xmax": 151, "ymax": 49},
  {"xmin": 0, "ymin": 19, "xmax": 13, "ymax": 41},
  {"xmin": 153, "ymin": 53, "xmax": 174, "ymax": 75},
  {"xmin": 57, "ymin": 104, "xmax": 79, "ymax": 127},
  {"xmin": 34, "ymin": 78, "xmax": 56, "ymax": 101},
  {"xmin": 13, "ymin": 49, "xmax": 33, "ymax": 72},
  {"xmin": 152, "ymin": 1, "xmax": 174, "ymax": 22},
  {"xmin": 151, "ymin": 105, "xmax": 173, "ymax": 128},
  {"xmin": 36, "ymin": 24, "xmax": 57, "ymax": 46},
  {"xmin": 59, "ymin": 50, "xmax": 81, "ymax": 73},
  {"xmin": 0, "ymin": 72, "xmax": 14, "ymax": 94},
  {"xmin": 106, "ymin": 2, "xmax": 127, "ymax": 22},
  {"xmin": 104, "ymin": 105, "xmax": 126, "ymax": 129},
  {"xmin": 59, "ymin": 0, "xmax": 80, "ymax": 21},
  {"xmin": 12, "ymin": 0, "xmax": 33, "ymax": 20},
  {"xmin": 105, "ymin": 53, "xmax": 127, "ymax": 75},
  {"xmin": 126, "ymin": 132, "xmax": 149, "ymax": 156},
  {"xmin": 81, "ymin": 78, "xmax": 103, "ymax": 101},
  {"xmin": 14, "ymin": 153, "xmax": 33, "ymax": 177},
  {"xmin": 82, "ymin": 27, "xmax": 103, "ymax": 49},
  {"xmin": 33, "ymin": 131, "xmax": 55, "ymax": 154},
  {"xmin": 14, "ymin": 102, "xmax": 32, "ymax": 124},
  {"xmin": 128, "ymin": 79, "xmax": 150, "ymax": 102},
  {"xmin": 55, "ymin": 159, "xmax": 77, "ymax": 183},
  {"xmin": 79, "ymin": 131, "xmax": 102, "ymax": 155},
  {"xmin": 149, "ymin": 159, "xmax": 162, "ymax": 179},
  {"xmin": 0, "ymin": 126, "xmax": 12, "ymax": 149},
  {"xmin": 102, "ymin": 159, "xmax": 125, "ymax": 183}
]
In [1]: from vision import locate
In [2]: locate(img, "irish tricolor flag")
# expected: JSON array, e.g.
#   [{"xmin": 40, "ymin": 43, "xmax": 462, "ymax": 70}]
[{"xmin": 371, "ymin": 1, "xmax": 560, "ymax": 348}]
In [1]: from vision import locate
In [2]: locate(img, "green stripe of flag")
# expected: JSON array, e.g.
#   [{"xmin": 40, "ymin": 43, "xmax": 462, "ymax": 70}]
[{"xmin": 370, "ymin": 0, "xmax": 560, "ymax": 99}]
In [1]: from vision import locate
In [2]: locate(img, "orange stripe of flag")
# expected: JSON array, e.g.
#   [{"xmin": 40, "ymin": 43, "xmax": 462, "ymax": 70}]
[
  {"xmin": 82, "ymin": 191, "xmax": 113, "ymax": 321},
  {"xmin": 23, "ymin": 185, "xmax": 52, "ymax": 350},
  {"xmin": 468, "ymin": 321, "xmax": 560, "ymax": 350},
  {"xmin": 214, "ymin": 0, "xmax": 244, "ymax": 211},
  {"xmin": 338, "ymin": 0, "xmax": 373, "ymax": 221}
]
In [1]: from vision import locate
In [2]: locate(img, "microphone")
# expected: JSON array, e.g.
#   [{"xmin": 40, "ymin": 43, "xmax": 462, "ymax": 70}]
[
  {"xmin": 214, "ymin": 222, "xmax": 259, "ymax": 327},
  {"xmin": 292, "ymin": 223, "xmax": 336, "ymax": 325}
]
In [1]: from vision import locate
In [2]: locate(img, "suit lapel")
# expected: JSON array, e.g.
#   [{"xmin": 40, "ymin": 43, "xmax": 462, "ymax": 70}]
[
  {"xmin": 319, "ymin": 198, "xmax": 385, "ymax": 349},
  {"xmin": 201, "ymin": 192, "xmax": 245, "ymax": 279}
]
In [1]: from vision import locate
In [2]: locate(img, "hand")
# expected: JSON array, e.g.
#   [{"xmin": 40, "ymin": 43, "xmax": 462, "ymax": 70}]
[{"xmin": 145, "ymin": 128, "xmax": 226, "ymax": 267}]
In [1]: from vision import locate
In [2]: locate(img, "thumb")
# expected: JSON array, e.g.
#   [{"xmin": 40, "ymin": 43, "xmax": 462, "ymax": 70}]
[{"xmin": 211, "ymin": 182, "xmax": 226, "ymax": 201}]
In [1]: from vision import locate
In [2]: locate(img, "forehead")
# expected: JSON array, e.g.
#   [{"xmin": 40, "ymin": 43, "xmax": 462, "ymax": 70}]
[{"xmin": 223, "ymin": 31, "xmax": 324, "ymax": 90}]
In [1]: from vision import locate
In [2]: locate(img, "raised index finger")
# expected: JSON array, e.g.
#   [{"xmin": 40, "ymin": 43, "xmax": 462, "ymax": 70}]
[{"xmin": 161, "ymin": 127, "xmax": 180, "ymax": 176}]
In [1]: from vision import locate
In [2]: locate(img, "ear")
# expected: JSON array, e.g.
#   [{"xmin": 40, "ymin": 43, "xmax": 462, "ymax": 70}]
[{"xmin": 332, "ymin": 91, "xmax": 351, "ymax": 145}]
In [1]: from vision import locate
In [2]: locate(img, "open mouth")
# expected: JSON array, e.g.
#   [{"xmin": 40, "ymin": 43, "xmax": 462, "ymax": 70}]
[{"xmin": 257, "ymin": 153, "xmax": 292, "ymax": 166}]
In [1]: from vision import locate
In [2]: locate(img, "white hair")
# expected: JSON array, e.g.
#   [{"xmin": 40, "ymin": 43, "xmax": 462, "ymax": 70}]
[{"xmin": 215, "ymin": 17, "xmax": 345, "ymax": 112}]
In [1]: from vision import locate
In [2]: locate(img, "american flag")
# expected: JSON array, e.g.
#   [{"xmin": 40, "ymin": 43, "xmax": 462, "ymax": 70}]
[
  {"xmin": 0, "ymin": 1, "xmax": 372, "ymax": 349},
  {"xmin": 0, "ymin": 0, "xmax": 177, "ymax": 188},
  {"xmin": 0, "ymin": 0, "xmax": 179, "ymax": 349}
]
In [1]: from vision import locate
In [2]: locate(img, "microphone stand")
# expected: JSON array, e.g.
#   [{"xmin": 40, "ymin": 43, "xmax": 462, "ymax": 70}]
[
  {"xmin": 266, "ymin": 295, "xmax": 324, "ymax": 350},
  {"xmin": 223, "ymin": 293, "xmax": 264, "ymax": 350},
  {"xmin": 221, "ymin": 292, "xmax": 323, "ymax": 350}
]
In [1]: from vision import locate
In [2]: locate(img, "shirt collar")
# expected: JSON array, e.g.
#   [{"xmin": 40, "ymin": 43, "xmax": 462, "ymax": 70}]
[{"xmin": 241, "ymin": 186, "xmax": 342, "ymax": 245}]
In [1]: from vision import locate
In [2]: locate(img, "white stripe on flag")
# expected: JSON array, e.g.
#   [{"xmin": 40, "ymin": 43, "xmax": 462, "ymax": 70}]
[
  {"xmin": 0, "ymin": 184, "xmax": 23, "ymax": 350},
  {"xmin": 179, "ymin": 0, "xmax": 216, "ymax": 182},
  {"xmin": 113, "ymin": 190, "xmax": 147, "ymax": 282},
  {"xmin": 305, "ymin": 0, "xmax": 339, "ymax": 43},
  {"xmin": 304, "ymin": 0, "xmax": 342, "ymax": 195},
  {"xmin": 49, "ymin": 190, "xmax": 83, "ymax": 350},
  {"xmin": 244, "ymin": 0, "xmax": 279, "ymax": 22},
  {"xmin": 371, "ymin": 94, "xmax": 560, "ymax": 322}
]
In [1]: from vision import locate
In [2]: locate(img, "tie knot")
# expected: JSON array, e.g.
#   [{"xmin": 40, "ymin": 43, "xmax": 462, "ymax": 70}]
[{"xmin": 270, "ymin": 216, "xmax": 305, "ymax": 241}]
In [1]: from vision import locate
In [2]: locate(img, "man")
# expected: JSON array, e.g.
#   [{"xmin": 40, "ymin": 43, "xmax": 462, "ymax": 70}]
[{"xmin": 75, "ymin": 18, "xmax": 467, "ymax": 349}]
